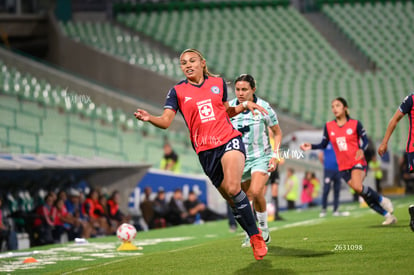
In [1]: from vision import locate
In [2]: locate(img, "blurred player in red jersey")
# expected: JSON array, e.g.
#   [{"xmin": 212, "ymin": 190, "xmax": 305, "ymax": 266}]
[
  {"xmin": 301, "ymin": 97, "xmax": 397, "ymax": 225},
  {"xmin": 134, "ymin": 49, "xmax": 268, "ymax": 260},
  {"xmin": 378, "ymin": 93, "xmax": 414, "ymax": 231}
]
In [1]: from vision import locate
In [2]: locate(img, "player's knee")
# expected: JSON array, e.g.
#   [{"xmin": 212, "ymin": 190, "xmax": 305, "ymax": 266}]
[
  {"xmin": 249, "ymin": 187, "xmax": 261, "ymax": 199},
  {"xmin": 224, "ymin": 182, "xmax": 242, "ymax": 198}
]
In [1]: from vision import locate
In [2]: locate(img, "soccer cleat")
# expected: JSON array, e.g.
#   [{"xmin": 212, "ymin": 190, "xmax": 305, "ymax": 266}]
[
  {"xmin": 319, "ymin": 211, "xmax": 326, "ymax": 218},
  {"xmin": 250, "ymin": 229, "xmax": 268, "ymax": 260},
  {"xmin": 382, "ymin": 214, "xmax": 397, "ymax": 225},
  {"xmin": 409, "ymin": 205, "xmax": 414, "ymax": 232},
  {"xmin": 241, "ymin": 236, "xmax": 251, "ymax": 248},
  {"xmin": 261, "ymin": 228, "xmax": 271, "ymax": 244},
  {"xmin": 380, "ymin": 197, "xmax": 394, "ymax": 214}
]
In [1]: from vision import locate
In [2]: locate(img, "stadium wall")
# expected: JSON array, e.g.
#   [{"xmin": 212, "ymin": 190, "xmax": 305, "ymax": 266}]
[{"xmin": 46, "ymin": 10, "xmax": 177, "ymax": 107}]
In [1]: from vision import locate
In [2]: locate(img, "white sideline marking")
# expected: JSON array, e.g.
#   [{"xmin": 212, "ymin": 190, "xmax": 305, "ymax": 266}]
[
  {"xmin": 0, "ymin": 237, "xmax": 193, "ymax": 273},
  {"xmin": 271, "ymin": 219, "xmax": 323, "ymax": 231}
]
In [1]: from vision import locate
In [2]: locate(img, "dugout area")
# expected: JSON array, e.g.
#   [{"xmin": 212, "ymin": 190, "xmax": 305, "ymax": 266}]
[{"xmin": 0, "ymin": 153, "xmax": 150, "ymax": 214}]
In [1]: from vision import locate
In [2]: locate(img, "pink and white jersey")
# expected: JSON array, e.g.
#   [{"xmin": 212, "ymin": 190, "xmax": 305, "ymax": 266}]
[
  {"xmin": 312, "ymin": 118, "xmax": 368, "ymax": 171},
  {"xmin": 164, "ymin": 76, "xmax": 241, "ymax": 154}
]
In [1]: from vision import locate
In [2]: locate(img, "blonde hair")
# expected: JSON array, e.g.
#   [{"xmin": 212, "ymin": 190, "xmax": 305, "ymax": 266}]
[{"xmin": 180, "ymin": 48, "xmax": 219, "ymax": 77}]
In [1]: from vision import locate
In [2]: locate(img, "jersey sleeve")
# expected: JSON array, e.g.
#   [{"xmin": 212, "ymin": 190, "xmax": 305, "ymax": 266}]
[
  {"xmin": 399, "ymin": 94, "xmax": 414, "ymax": 114},
  {"xmin": 357, "ymin": 120, "xmax": 369, "ymax": 150},
  {"xmin": 311, "ymin": 124, "xmax": 329, "ymax": 149},
  {"xmin": 164, "ymin": 88, "xmax": 179, "ymax": 113},
  {"xmin": 222, "ymin": 78, "xmax": 228, "ymax": 102},
  {"xmin": 265, "ymin": 103, "xmax": 279, "ymax": 127}
]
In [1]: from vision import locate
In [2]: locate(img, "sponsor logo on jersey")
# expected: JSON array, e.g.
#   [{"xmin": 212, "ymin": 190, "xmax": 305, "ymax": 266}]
[
  {"xmin": 197, "ymin": 99, "xmax": 215, "ymax": 123},
  {"xmin": 331, "ymin": 131, "xmax": 335, "ymax": 136},
  {"xmin": 346, "ymin": 128, "xmax": 353, "ymax": 135},
  {"xmin": 336, "ymin": 136, "xmax": 348, "ymax": 151},
  {"xmin": 184, "ymin": 96, "xmax": 192, "ymax": 103},
  {"xmin": 211, "ymin": 86, "xmax": 220, "ymax": 94}
]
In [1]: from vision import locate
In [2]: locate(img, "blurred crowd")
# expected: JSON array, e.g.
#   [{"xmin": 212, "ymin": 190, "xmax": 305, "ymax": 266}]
[
  {"xmin": 140, "ymin": 186, "xmax": 226, "ymax": 229},
  {"xmin": 0, "ymin": 188, "xmax": 130, "ymax": 251}
]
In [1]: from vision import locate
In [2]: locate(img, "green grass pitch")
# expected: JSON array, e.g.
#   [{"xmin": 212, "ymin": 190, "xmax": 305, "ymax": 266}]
[{"xmin": 1, "ymin": 195, "xmax": 413, "ymax": 274}]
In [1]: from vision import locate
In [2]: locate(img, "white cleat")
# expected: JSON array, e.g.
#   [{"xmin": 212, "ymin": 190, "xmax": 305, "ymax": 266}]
[
  {"xmin": 380, "ymin": 197, "xmax": 394, "ymax": 214},
  {"xmin": 382, "ymin": 214, "xmax": 397, "ymax": 225},
  {"xmin": 241, "ymin": 236, "xmax": 251, "ymax": 248},
  {"xmin": 319, "ymin": 211, "xmax": 327, "ymax": 218},
  {"xmin": 261, "ymin": 228, "xmax": 271, "ymax": 244}
]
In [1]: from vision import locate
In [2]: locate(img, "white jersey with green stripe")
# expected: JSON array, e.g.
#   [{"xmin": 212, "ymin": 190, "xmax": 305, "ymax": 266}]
[{"xmin": 229, "ymin": 96, "xmax": 279, "ymax": 161}]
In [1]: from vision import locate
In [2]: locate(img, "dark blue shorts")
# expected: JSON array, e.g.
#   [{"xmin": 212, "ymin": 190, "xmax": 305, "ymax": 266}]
[
  {"xmin": 407, "ymin": 152, "xmax": 414, "ymax": 173},
  {"xmin": 198, "ymin": 136, "xmax": 246, "ymax": 188},
  {"xmin": 339, "ymin": 164, "xmax": 367, "ymax": 183}
]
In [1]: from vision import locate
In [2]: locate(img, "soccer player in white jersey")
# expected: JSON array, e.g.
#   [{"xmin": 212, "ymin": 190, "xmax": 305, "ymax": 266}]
[{"xmin": 229, "ymin": 74, "xmax": 282, "ymax": 247}]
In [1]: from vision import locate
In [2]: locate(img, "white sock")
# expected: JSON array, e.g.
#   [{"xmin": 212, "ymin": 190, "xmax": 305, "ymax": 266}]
[{"xmin": 256, "ymin": 211, "xmax": 268, "ymax": 229}]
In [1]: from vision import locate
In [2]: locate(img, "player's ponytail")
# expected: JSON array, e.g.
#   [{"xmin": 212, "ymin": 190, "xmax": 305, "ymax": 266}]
[
  {"xmin": 334, "ymin": 97, "xmax": 350, "ymax": 119},
  {"xmin": 180, "ymin": 48, "xmax": 219, "ymax": 77}
]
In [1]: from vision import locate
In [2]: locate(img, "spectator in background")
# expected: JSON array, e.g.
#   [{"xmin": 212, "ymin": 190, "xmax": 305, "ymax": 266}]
[
  {"xmin": 283, "ymin": 168, "xmax": 299, "ymax": 210},
  {"xmin": 97, "ymin": 194, "xmax": 116, "ymax": 234},
  {"xmin": 301, "ymin": 171, "xmax": 314, "ymax": 209},
  {"xmin": 266, "ymin": 127, "xmax": 285, "ymax": 221},
  {"xmin": 160, "ymin": 143, "xmax": 181, "ymax": 173},
  {"xmin": 152, "ymin": 188, "xmax": 169, "ymax": 228},
  {"xmin": 0, "ymin": 197, "xmax": 17, "ymax": 251},
  {"xmin": 167, "ymin": 188, "xmax": 191, "ymax": 226},
  {"xmin": 369, "ymin": 155, "xmax": 383, "ymax": 193},
  {"xmin": 82, "ymin": 189, "xmax": 109, "ymax": 235},
  {"xmin": 310, "ymin": 172, "xmax": 321, "ymax": 206},
  {"xmin": 65, "ymin": 189, "xmax": 93, "ymax": 239},
  {"xmin": 184, "ymin": 190, "xmax": 225, "ymax": 223},
  {"xmin": 51, "ymin": 198, "xmax": 78, "ymax": 243},
  {"xmin": 107, "ymin": 190, "xmax": 130, "ymax": 227},
  {"xmin": 140, "ymin": 186, "xmax": 155, "ymax": 229},
  {"xmin": 33, "ymin": 194, "xmax": 55, "ymax": 245}
]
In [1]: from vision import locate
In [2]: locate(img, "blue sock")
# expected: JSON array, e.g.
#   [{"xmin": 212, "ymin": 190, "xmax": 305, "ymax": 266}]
[
  {"xmin": 360, "ymin": 186, "xmax": 387, "ymax": 216},
  {"xmin": 232, "ymin": 190, "xmax": 259, "ymax": 237}
]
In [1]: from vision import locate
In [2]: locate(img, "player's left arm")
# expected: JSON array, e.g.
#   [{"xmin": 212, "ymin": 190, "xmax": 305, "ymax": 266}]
[
  {"xmin": 267, "ymin": 104, "xmax": 283, "ymax": 168},
  {"xmin": 356, "ymin": 121, "xmax": 368, "ymax": 160},
  {"xmin": 224, "ymin": 101, "xmax": 268, "ymax": 118}
]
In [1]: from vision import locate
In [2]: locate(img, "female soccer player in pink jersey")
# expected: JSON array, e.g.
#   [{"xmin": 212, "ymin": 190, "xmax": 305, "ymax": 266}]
[
  {"xmin": 301, "ymin": 97, "xmax": 397, "ymax": 225},
  {"xmin": 134, "ymin": 48, "xmax": 268, "ymax": 260}
]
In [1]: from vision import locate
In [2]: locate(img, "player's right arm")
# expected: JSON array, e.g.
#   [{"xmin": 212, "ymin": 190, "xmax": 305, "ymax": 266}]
[
  {"xmin": 378, "ymin": 94, "xmax": 412, "ymax": 156},
  {"xmin": 378, "ymin": 109, "xmax": 405, "ymax": 156},
  {"xmin": 135, "ymin": 108, "xmax": 176, "ymax": 129},
  {"xmin": 134, "ymin": 88, "xmax": 178, "ymax": 129},
  {"xmin": 300, "ymin": 125, "xmax": 329, "ymax": 151}
]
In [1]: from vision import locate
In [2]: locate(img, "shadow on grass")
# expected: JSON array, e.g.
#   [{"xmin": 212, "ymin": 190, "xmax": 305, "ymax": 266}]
[
  {"xmin": 234, "ymin": 246, "xmax": 333, "ymax": 274},
  {"xmin": 268, "ymin": 245, "xmax": 334, "ymax": 258},
  {"xmin": 235, "ymin": 259, "xmax": 295, "ymax": 275}
]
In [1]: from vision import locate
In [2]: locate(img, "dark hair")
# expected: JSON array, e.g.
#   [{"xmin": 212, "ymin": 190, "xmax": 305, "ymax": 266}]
[
  {"xmin": 234, "ymin": 74, "xmax": 256, "ymax": 89},
  {"xmin": 333, "ymin": 97, "xmax": 350, "ymax": 118}
]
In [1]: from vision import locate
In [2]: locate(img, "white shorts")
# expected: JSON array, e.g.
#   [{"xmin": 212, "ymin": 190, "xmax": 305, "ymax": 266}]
[{"xmin": 242, "ymin": 155, "xmax": 271, "ymax": 182}]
